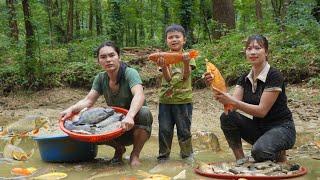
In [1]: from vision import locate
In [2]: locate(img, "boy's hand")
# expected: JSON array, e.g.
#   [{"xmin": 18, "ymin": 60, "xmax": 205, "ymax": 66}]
[
  {"xmin": 182, "ymin": 52, "xmax": 191, "ymax": 65},
  {"xmin": 156, "ymin": 56, "xmax": 167, "ymax": 68}
]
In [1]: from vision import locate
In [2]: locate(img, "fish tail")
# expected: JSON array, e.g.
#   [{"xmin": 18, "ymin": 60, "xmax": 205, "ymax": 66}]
[
  {"xmin": 224, "ymin": 104, "xmax": 234, "ymax": 114},
  {"xmin": 189, "ymin": 50, "xmax": 199, "ymax": 59}
]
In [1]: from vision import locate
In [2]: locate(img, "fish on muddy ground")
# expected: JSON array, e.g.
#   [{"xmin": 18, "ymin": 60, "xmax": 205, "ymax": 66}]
[
  {"xmin": 3, "ymin": 137, "xmax": 34, "ymax": 161},
  {"xmin": 73, "ymin": 107, "xmax": 115, "ymax": 125},
  {"xmin": 11, "ymin": 167, "xmax": 37, "ymax": 176},
  {"xmin": 32, "ymin": 172, "xmax": 68, "ymax": 180},
  {"xmin": 136, "ymin": 170, "xmax": 171, "ymax": 180},
  {"xmin": 148, "ymin": 50, "xmax": 198, "ymax": 65},
  {"xmin": 192, "ymin": 131, "xmax": 220, "ymax": 152},
  {"xmin": 172, "ymin": 169, "xmax": 186, "ymax": 180},
  {"xmin": 0, "ymin": 115, "xmax": 48, "ymax": 137},
  {"xmin": 205, "ymin": 59, "xmax": 234, "ymax": 114},
  {"xmin": 149, "ymin": 161, "xmax": 190, "ymax": 174},
  {"xmin": 3, "ymin": 143, "xmax": 34, "ymax": 161},
  {"xmin": 197, "ymin": 160, "xmax": 303, "ymax": 176}
]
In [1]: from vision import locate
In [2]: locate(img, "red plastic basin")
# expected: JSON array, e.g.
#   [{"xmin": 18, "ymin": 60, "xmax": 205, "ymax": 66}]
[{"xmin": 59, "ymin": 106, "xmax": 127, "ymax": 143}]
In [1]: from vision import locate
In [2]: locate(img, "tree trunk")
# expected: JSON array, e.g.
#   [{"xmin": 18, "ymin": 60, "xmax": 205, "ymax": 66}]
[
  {"xmin": 212, "ymin": 0, "xmax": 235, "ymax": 39},
  {"xmin": 89, "ymin": 0, "xmax": 93, "ymax": 35},
  {"xmin": 149, "ymin": 0, "xmax": 155, "ymax": 40},
  {"xmin": 180, "ymin": 0, "xmax": 194, "ymax": 48},
  {"xmin": 312, "ymin": 0, "xmax": 320, "ymax": 22},
  {"xmin": 200, "ymin": 0, "xmax": 212, "ymax": 42},
  {"xmin": 6, "ymin": 0, "xmax": 19, "ymax": 42},
  {"xmin": 66, "ymin": 0, "xmax": 74, "ymax": 42},
  {"xmin": 44, "ymin": 0, "xmax": 53, "ymax": 47},
  {"xmin": 161, "ymin": 0, "xmax": 170, "ymax": 42},
  {"xmin": 95, "ymin": 0, "xmax": 102, "ymax": 35},
  {"xmin": 75, "ymin": 1, "xmax": 80, "ymax": 38},
  {"xmin": 110, "ymin": 1, "xmax": 123, "ymax": 46},
  {"xmin": 255, "ymin": 0, "xmax": 263, "ymax": 31},
  {"xmin": 22, "ymin": 0, "xmax": 36, "ymax": 85},
  {"xmin": 271, "ymin": 0, "xmax": 290, "ymax": 31},
  {"xmin": 52, "ymin": 0, "xmax": 65, "ymax": 43}
]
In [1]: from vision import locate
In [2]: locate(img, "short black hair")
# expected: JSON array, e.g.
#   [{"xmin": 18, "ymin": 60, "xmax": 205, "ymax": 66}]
[
  {"xmin": 245, "ymin": 35, "xmax": 268, "ymax": 52},
  {"xmin": 165, "ymin": 24, "xmax": 186, "ymax": 38}
]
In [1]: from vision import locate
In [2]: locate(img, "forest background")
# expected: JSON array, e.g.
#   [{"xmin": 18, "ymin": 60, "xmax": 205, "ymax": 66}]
[{"xmin": 0, "ymin": 0, "xmax": 319, "ymax": 94}]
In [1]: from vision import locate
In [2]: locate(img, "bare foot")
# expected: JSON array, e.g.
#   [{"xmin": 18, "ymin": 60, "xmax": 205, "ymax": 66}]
[
  {"xmin": 130, "ymin": 154, "xmax": 141, "ymax": 166},
  {"xmin": 111, "ymin": 145, "xmax": 126, "ymax": 164}
]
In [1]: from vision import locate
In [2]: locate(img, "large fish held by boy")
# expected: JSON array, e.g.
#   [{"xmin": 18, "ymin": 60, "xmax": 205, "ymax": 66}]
[
  {"xmin": 148, "ymin": 50, "xmax": 199, "ymax": 65},
  {"xmin": 206, "ymin": 59, "xmax": 234, "ymax": 114}
]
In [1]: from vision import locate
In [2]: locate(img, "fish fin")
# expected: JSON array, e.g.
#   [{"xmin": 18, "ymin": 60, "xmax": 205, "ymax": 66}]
[
  {"xmin": 43, "ymin": 124, "xmax": 49, "ymax": 129},
  {"xmin": 27, "ymin": 149, "xmax": 35, "ymax": 159},
  {"xmin": 12, "ymin": 153, "xmax": 27, "ymax": 161},
  {"xmin": 188, "ymin": 50, "xmax": 199, "ymax": 59},
  {"xmin": 224, "ymin": 104, "xmax": 234, "ymax": 115},
  {"xmin": 0, "ymin": 129, "xmax": 8, "ymax": 136},
  {"xmin": 32, "ymin": 129, "xmax": 39, "ymax": 135},
  {"xmin": 9, "ymin": 136, "xmax": 22, "ymax": 145}
]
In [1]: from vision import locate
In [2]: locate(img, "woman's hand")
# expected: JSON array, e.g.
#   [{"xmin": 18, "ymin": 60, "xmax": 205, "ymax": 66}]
[
  {"xmin": 203, "ymin": 72, "xmax": 214, "ymax": 86},
  {"xmin": 59, "ymin": 108, "xmax": 74, "ymax": 121},
  {"xmin": 213, "ymin": 88, "xmax": 237, "ymax": 106},
  {"xmin": 121, "ymin": 116, "xmax": 135, "ymax": 131}
]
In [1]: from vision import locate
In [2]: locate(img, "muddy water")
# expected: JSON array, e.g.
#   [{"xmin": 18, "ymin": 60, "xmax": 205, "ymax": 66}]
[{"xmin": 0, "ymin": 136, "xmax": 319, "ymax": 179}]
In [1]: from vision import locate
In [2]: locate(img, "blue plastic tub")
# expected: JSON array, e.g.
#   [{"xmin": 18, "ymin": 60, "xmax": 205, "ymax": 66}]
[{"xmin": 33, "ymin": 133, "xmax": 98, "ymax": 162}]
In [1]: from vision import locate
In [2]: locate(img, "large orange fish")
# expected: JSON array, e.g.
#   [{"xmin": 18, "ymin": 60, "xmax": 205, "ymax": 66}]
[
  {"xmin": 206, "ymin": 59, "xmax": 233, "ymax": 114},
  {"xmin": 148, "ymin": 50, "xmax": 198, "ymax": 65}
]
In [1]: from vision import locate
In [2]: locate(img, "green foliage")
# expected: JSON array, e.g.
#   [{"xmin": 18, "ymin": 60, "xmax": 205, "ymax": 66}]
[
  {"xmin": 192, "ymin": 32, "xmax": 250, "ymax": 85},
  {"xmin": 60, "ymin": 60, "xmax": 101, "ymax": 89},
  {"xmin": 0, "ymin": 65, "xmax": 22, "ymax": 94}
]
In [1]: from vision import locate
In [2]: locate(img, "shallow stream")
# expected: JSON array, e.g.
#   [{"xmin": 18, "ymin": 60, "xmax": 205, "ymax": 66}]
[{"xmin": 0, "ymin": 135, "xmax": 319, "ymax": 180}]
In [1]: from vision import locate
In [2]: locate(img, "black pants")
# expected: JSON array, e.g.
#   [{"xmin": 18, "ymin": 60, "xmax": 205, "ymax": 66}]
[{"xmin": 220, "ymin": 111, "xmax": 296, "ymax": 162}]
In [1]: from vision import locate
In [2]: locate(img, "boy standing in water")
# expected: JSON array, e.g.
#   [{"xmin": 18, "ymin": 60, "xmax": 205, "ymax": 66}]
[{"xmin": 156, "ymin": 24, "xmax": 196, "ymax": 161}]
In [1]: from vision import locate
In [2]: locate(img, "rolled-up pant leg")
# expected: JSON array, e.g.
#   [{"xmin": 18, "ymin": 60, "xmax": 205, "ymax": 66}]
[
  {"xmin": 251, "ymin": 121, "xmax": 296, "ymax": 162},
  {"xmin": 220, "ymin": 111, "xmax": 261, "ymax": 149}
]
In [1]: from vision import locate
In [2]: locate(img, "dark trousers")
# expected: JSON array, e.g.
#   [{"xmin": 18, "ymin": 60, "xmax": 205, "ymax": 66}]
[
  {"xmin": 220, "ymin": 111, "xmax": 296, "ymax": 162},
  {"xmin": 158, "ymin": 103, "xmax": 193, "ymax": 159}
]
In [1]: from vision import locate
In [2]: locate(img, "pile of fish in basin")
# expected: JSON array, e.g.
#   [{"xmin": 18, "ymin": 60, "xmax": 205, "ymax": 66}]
[
  {"xmin": 64, "ymin": 107, "xmax": 125, "ymax": 135},
  {"xmin": 198, "ymin": 157, "xmax": 302, "ymax": 177}
]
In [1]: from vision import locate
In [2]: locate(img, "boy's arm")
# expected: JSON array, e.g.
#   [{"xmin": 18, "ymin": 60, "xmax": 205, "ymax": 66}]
[
  {"xmin": 161, "ymin": 66, "xmax": 172, "ymax": 82},
  {"xmin": 182, "ymin": 53, "xmax": 192, "ymax": 80},
  {"xmin": 157, "ymin": 56, "xmax": 172, "ymax": 82}
]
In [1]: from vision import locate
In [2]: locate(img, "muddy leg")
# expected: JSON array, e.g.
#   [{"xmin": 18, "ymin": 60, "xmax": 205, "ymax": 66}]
[
  {"xmin": 104, "ymin": 140, "xmax": 126, "ymax": 164},
  {"xmin": 276, "ymin": 150, "xmax": 286, "ymax": 162},
  {"xmin": 232, "ymin": 148, "xmax": 245, "ymax": 160},
  {"xmin": 130, "ymin": 128, "xmax": 149, "ymax": 166}
]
